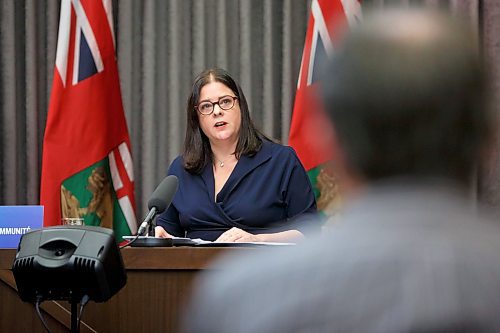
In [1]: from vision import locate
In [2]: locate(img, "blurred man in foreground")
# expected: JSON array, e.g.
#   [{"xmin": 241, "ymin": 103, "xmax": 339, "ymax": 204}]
[{"xmin": 183, "ymin": 9, "xmax": 500, "ymax": 333}]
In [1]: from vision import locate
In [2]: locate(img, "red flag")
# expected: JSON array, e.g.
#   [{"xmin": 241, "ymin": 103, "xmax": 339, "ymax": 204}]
[
  {"xmin": 40, "ymin": 0, "xmax": 136, "ymax": 240},
  {"xmin": 289, "ymin": 0, "xmax": 362, "ymax": 213}
]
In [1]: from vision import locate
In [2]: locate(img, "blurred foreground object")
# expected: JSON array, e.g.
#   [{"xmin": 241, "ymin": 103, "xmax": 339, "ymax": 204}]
[{"xmin": 184, "ymin": 8, "xmax": 500, "ymax": 333}]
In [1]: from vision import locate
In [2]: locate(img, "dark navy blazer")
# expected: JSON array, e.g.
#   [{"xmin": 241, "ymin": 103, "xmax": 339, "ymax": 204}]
[{"xmin": 156, "ymin": 140, "xmax": 318, "ymax": 241}]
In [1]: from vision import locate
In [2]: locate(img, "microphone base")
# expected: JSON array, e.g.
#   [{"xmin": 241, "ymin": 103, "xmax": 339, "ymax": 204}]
[{"xmin": 130, "ymin": 236, "xmax": 173, "ymax": 247}]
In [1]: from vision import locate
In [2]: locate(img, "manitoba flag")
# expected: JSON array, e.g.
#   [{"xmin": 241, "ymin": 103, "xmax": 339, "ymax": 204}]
[
  {"xmin": 289, "ymin": 0, "xmax": 361, "ymax": 215},
  {"xmin": 40, "ymin": 0, "xmax": 137, "ymax": 241}
]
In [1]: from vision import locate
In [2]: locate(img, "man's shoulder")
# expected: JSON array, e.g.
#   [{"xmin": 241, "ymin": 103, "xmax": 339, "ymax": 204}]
[
  {"xmin": 200, "ymin": 238, "xmax": 331, "ymax": 291},
  {"xmin": 185, "ymin": 206, "xmax": 500, "ymax": 332}
]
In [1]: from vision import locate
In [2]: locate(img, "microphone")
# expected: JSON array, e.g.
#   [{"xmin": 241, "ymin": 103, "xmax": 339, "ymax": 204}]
[{"xmin": 137, "ymin": 175, "xmax": 179, "ymax": 236}]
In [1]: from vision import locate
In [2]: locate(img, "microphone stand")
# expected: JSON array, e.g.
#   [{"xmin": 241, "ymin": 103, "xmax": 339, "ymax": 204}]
[
  {"xmin": 120, "ymin": 175, "xmax": 179, "ymax": 248},
  {"xmin": 120, "ymin": 211, "xmax": 173, "ymax": 248},
  {"xmin": 147, "ymin": 222, "xmax": 155, "ymax": 236}
]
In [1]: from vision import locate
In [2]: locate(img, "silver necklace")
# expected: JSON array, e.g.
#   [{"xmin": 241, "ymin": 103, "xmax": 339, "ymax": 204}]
[{"xmin": 215, "ymin": 155, "xmax": 233, "ymax": 168}]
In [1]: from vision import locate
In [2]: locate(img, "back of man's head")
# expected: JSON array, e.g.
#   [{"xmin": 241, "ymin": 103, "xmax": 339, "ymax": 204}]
[{"xmin": 322, "ymin": 8, "xmax": 490, "ymax": 184}]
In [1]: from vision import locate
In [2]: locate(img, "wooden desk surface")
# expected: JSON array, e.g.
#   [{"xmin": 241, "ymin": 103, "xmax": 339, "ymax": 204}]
[
  {"xmin": 1, "ymin": 246, "xmax": 254, "ymax": 269},
  {"xmin": 1, "ymin": 246, "xmax": 255, "ymax": 270},
  {"xmin": 0, "ymin": 248, "xmax": 15, "ymax": 270},
  {"xmin": 121, "ymin": 246, "xmax": 253, "ymax": 269}
]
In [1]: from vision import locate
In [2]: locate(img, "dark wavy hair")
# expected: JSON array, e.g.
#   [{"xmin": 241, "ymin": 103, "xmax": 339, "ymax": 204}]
[{"xmin": 183, "ymin": 68, "xmax": 264, "ymax": 174}]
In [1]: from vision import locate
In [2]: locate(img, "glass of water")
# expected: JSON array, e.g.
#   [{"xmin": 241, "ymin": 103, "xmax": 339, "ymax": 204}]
[{"xmin": 61, "ymin": 217, "xmax": 84, "ymax": 226}]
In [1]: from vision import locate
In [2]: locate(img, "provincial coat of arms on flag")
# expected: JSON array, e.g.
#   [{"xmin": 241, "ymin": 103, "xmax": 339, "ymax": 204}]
[
  {"xmin": 289, "ymin": 0, "xmax": 362, "ymax": 217},
  {"xmin": 40, "ymin": 0, "xmax": 137, "ymax": 242}
]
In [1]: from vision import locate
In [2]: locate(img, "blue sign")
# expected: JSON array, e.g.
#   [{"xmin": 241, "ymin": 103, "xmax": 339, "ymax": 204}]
[{"xmin": 0, "ymin": 206, "xmax": 43, "ymax": 249}]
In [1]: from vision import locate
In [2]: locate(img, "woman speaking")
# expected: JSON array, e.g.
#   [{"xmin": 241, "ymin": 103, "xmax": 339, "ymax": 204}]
[{"xmin": 155, "ymin": 68, "xmax": 317, "ymax": 242}]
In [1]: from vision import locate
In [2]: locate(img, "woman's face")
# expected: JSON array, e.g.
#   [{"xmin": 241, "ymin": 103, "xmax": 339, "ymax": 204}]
[{"xmin": 197, "ymin": 81, "xmax": 242, "ymax": 145}]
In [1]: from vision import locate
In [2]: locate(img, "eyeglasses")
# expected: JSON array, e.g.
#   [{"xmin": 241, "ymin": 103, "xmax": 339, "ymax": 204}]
[{"xmin": 195, "ymin": 95, "xmax": 238, "ymax": 115}]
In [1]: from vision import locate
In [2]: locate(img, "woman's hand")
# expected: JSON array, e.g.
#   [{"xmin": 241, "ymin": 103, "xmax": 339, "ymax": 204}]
[
  {"xmin": 215, "ymin": 227, "xmax": 262, "ymax": 243},
  {"xmin": 155, "ymin": 226, "xmax": 173, "ymax": 238},
  {"xmin": 216, "ymin": 228, "xmax": 304, "ymax": 243}
]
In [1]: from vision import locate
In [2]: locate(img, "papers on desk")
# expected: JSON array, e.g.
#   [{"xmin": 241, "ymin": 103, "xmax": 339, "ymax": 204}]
[
  {"xmin": 174, "ymin": 237, "xmax": 295, "ymax": 247},
  {"xmin": 123, "ymin": 236, "xmax": 294, "ymax": 247},
  {"xmin": 171, "ymin": 237, "xmax": 208, "ymax": 246}
]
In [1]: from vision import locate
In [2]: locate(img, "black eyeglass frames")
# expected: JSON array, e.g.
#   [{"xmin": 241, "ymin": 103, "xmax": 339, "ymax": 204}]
[{"xmin": 195, "ymin": 95, "xmax": 238, "ymax": 115}]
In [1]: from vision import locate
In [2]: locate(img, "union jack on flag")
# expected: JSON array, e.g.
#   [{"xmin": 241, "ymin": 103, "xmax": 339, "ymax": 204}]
[{"xmin": 41, "ymin": 0, "xmax": 137, "ymax": 241}]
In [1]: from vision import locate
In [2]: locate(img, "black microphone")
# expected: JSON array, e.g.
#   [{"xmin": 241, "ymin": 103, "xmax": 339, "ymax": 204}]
[{"xmin": 137, "ymin": 175, "xmax": 179, "ymax": 236}]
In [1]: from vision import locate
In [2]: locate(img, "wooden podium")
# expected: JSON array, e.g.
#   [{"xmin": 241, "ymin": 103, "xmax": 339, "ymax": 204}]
[{"xmin": 0, "ymin": 246, "xmax": 254, "ymax": 332}]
